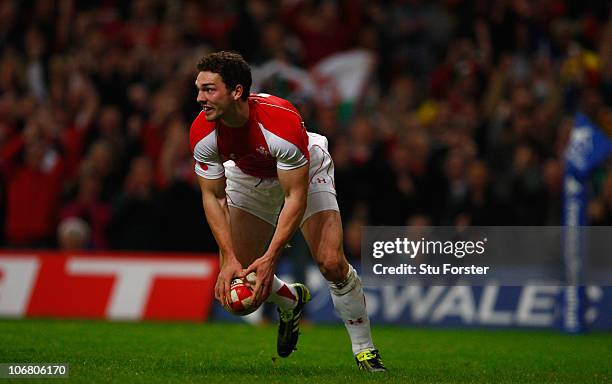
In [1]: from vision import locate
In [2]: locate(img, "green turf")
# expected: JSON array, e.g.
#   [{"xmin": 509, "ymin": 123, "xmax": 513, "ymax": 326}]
[{"xmin": 0, "ymin": 319, "xmax": 610, "ymax": 383}]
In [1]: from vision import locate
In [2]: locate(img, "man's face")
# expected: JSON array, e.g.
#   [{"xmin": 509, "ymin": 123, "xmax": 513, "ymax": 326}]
[{"xmin": 195, "ymin": 71, "xmax": 235, "ymax": 121}]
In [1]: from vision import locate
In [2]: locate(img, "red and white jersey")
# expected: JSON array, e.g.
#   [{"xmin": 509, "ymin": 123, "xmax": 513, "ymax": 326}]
[{"xmin": 190, "ymin": 94, "xmax": 310, "ymax": 179}]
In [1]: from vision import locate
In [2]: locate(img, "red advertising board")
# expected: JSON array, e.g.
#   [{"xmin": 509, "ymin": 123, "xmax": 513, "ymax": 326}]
[{"xmin": 0, "ymin": 252, "xmax": 219, "ymax": 321}]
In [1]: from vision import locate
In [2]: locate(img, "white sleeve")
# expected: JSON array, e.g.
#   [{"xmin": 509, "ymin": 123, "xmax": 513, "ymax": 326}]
[
  {"xmin": 259, "ymin": 123, "xmax": 308, "ymax": 170},
  {"xmin": 193, "ymin": 130, "xmax": 225, "ymax": 179}
]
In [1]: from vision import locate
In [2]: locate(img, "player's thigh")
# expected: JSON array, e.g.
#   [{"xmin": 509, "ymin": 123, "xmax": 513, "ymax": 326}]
[
  {"xmin": 301, "ymin": 209, "xmax": 349, "ymax": 282},
  {"xmin": 229, "ymin": 206, "xmax": 275, "ymax": 268}
]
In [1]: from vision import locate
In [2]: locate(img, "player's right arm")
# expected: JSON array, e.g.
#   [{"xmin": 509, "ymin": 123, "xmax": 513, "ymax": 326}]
[
  {"xmin": 197, "ymin": 174, "xmax": 243, "ymax": 307},
  {"xmin": 191, "ymin": 115, "xmax": 243, "ymax": 307}
]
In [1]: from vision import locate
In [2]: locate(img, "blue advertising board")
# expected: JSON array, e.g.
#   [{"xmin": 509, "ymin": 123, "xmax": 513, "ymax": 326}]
[{"xmin": 212, "ymin": 264, "xmax": 612, "ymax": 330}]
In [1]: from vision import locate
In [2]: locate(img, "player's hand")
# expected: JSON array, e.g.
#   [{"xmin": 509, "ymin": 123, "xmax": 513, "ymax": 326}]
[
  {"xmin": 215, "ymin": 257, "xmax": 244, "ymax": 308},
  {"xmin": 245, "ymin": 252, "xmax": 277, "ymax": 307}
]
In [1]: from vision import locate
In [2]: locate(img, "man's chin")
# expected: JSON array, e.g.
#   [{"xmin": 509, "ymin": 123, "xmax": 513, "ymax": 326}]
[{"xmin": 204, "ymin": 112, "xmax": 218, "ymax": 121}]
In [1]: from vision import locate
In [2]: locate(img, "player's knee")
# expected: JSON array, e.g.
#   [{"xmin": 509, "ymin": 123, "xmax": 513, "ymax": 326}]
[{"xmin": 317, "ymin": 252, "xmax": 348, "ymax": 282}]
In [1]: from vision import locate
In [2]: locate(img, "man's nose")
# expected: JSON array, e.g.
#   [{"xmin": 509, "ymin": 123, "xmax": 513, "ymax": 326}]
[{"xmin": 197, "ymin": 91, "xmax": 207, "ymax": 103}]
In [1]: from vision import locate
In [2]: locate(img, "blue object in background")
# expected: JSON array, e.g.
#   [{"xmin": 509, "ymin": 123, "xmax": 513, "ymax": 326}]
[{"xmin": 562, "ymin": 112, "xmax": 612, "ymax": 333}]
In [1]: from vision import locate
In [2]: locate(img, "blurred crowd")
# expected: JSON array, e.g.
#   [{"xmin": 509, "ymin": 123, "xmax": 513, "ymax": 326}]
[{"xmin": 0, "ymin": 0, "xmax": 611, "ymax": 255}]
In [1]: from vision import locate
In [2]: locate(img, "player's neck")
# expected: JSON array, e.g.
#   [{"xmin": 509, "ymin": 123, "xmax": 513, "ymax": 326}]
[{"xmin": 221, "ymin": 100, "xmax": 250, "ymax": 128}]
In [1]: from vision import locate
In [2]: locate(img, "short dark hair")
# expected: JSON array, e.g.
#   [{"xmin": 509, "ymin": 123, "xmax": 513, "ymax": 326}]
[{"xmin": 197, "ymin": 51, "xmax": 252, "ymax": 101}]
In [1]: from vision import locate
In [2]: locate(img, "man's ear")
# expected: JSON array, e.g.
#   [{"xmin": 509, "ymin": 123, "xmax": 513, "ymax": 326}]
[{"xmin": 232, "ymin": 85, "xmax": 244, "ymax": 100}]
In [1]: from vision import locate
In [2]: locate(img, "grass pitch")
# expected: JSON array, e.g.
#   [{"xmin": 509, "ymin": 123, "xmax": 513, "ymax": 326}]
[{"xmin": 0, "ymin": 319, "xmax": 610, "ymax": 383}]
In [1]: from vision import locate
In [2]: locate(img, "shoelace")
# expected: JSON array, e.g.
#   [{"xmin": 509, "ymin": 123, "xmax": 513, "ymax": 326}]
[{"xmin": 279, "ymin": 310, "xmax": 294, "ymax": 322}]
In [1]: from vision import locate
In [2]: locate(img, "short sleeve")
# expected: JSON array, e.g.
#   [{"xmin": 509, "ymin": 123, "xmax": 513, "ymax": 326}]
[
  {"xmin": 193, "ymin": 130, "xmax": 225, "ymax": 179},
  {"xmin": 259, "ymin": 123, "xmax": 308, "ymax": 170}
]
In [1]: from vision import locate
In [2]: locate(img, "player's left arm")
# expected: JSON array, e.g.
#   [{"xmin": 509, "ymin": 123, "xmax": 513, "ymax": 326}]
[{"xmin": 246, "ymin": 163, "xmax": 309, "ymax": 305}]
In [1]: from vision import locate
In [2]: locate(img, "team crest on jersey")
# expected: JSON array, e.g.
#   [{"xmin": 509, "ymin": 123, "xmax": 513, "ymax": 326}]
[{"xmin": 256, "ymin": 146, "xmax": 270, "ymax": 157}]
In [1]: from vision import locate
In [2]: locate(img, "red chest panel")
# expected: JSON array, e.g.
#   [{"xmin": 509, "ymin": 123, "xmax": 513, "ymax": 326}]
[{"xmin": 216, "ymin": 121, "xmax": 277, "ymax": 178}]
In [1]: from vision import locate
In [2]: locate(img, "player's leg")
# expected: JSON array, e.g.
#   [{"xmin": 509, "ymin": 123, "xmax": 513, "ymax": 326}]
[
  {"xmin": 301, "ymin": 209, "xmax": 372, "ymax": 350},
  {"xmin": 225, "ymin": 160, "xmax": 302, "ymax": 313},
  {"xmin": 228, "ymin": 206, "xmax": 299, "ymax": 311},
  {"xmin": 300, "ymin": 132, "xmax": 385, "ymax": 371},
  {"xmin": 302, "ymin": 133, "xmax": 374, "ymax": 352},
  {"xmin": 301, "ymin": 208, "xmax": 385, "ymax": 372},
  {"xmin": 228, "ymin": 205, "xmax": 273, "ymax": 267},
  {"xmin": 225, "ymin": 162, "xmax": 310, "ymax": 357}
]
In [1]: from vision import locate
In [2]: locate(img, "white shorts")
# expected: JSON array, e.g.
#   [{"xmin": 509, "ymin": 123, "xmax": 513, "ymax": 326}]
[{"xmin": 225, "ymin": 132, "xmax": 339, "ymax": 226}]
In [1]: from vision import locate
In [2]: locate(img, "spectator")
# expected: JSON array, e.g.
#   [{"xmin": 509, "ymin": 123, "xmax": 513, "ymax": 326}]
[
  {"xmin": 60, "ymin": 162, "xmax": 111, "ymax": 249},
  {"xmin": 2, "ymin": 114, "xmax": 64, "ymax": 247},
  {"xmin": 57, "ymin": 216, "xmax": 90, "ymax": 250},
  {"xmin": 108, "ymin": 155, "xmax": 161, "ymax": 250}
]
